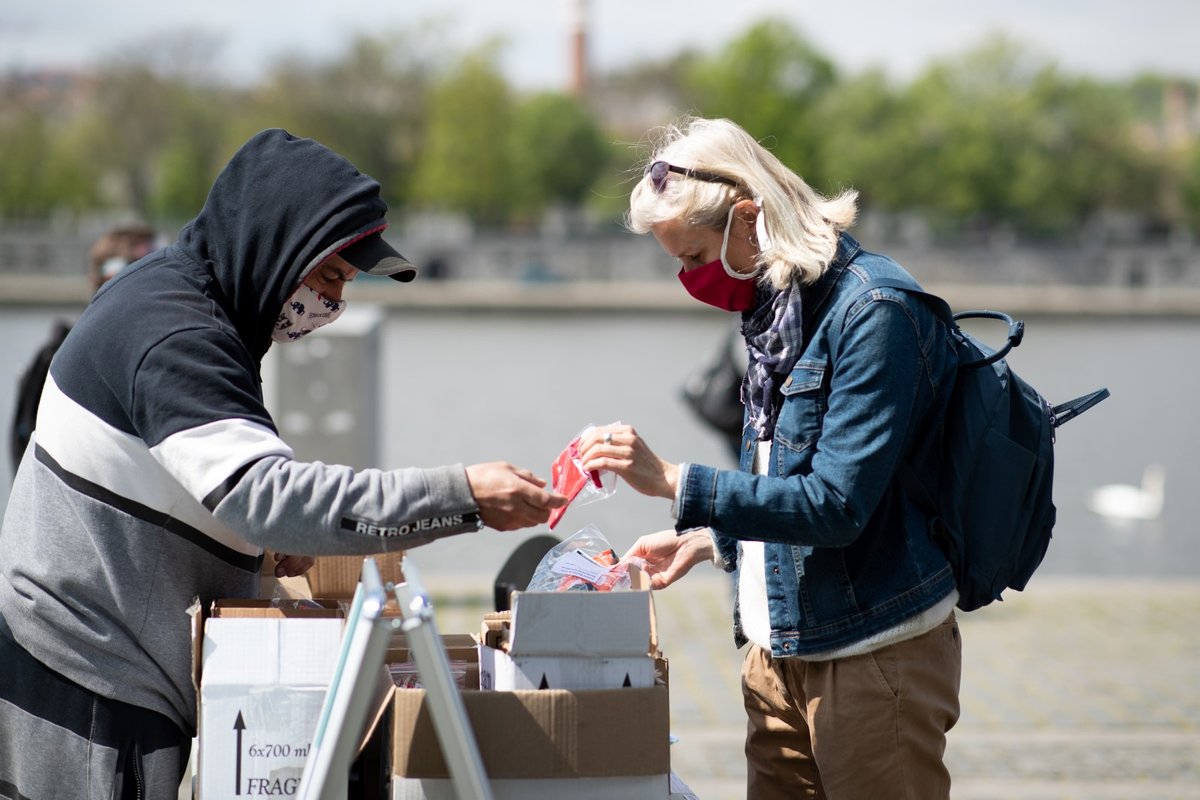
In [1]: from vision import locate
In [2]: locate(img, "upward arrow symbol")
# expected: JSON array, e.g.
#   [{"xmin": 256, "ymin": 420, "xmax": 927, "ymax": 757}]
[{"xmin": 234, "ymin": 711, "xmax": 246, "ymax": 796}]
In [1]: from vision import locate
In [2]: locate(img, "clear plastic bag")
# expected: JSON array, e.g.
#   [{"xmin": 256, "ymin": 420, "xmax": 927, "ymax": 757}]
[
  {"xmin": 526, "ymin": 525, "xmax": 645, "ymax": 593},
  {"xmin": 268, "ymin": 571, "xmax": 326, "ymax": 611},
  {"xmin": 548, "ymin": 422, "xmax": 619, "ymax": 530}
]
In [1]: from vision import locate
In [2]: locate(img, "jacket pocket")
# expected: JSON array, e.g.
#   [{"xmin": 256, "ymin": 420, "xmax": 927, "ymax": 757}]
[{"xmin": 775, "ymin": 361, "xmax": 827, "ymax": 454}]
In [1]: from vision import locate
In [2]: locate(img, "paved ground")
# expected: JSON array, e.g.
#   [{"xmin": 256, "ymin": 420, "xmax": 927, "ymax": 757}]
[{"xmin": 423, "ymin": 572, "xmax": 1200, "ymax": 800}]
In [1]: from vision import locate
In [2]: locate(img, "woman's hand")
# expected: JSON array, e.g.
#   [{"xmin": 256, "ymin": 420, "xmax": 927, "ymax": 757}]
[
  {"xmin": 577, "ymin": 424, "xmax": 680, "ymax": 500},
  {"xmin": 624, "ymin": 528, "xmax": 715, "ymax": 590}
]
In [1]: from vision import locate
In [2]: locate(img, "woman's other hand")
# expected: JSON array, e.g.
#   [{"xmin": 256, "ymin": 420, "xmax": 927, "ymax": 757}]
[{"xmin": 624, "ymin": 528, "xmax": 715, "ymax": 590}]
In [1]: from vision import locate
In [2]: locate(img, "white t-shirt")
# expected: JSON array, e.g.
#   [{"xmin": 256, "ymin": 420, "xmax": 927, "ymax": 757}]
[{"xmin": 736, "ymin": 440, "xmax": 957, "ymax": 659}]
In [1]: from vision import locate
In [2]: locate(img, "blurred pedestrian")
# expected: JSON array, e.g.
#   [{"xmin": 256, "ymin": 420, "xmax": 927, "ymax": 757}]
[{"xmin": 8, "ymin": 222, "xmax": 157, "ymax": 474}]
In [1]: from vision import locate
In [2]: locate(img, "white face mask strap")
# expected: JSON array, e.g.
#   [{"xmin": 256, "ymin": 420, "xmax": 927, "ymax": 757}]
[
  {"xmin": 100, "ymin": 257, "xmax": 128, "ymax": 280},
  {"xmin": 754, "ymin": 197, "xmax": 772, "ymax": 254},
  {"xmin": 720, "ymin": 204, "xmax": 759, "ymax": 280}
]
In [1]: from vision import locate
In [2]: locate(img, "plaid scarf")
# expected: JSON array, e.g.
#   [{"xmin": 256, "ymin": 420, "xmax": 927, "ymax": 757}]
[{"xmin": 741, "ymin": 281, "xmax": 805, "ymax": 441}]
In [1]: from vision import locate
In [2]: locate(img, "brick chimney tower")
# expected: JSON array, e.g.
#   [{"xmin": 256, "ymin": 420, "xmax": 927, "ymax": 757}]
[{"xmin": 570, "ymin": 0, "xmax": 588, "ymax": 97}]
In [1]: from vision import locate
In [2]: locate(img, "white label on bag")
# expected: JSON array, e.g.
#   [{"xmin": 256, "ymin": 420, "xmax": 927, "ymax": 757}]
[{"xmin": 552, "ymin": 549, "xmax": 610, "ymax": 583}]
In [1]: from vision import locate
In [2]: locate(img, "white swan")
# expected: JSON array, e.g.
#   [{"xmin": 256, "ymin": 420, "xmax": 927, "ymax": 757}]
[{"xmin": 1087, "ymin": 463, "xmax": 1166, "ymax": 521}]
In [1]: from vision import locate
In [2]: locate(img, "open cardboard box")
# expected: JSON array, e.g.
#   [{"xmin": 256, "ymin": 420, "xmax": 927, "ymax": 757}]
[
  {"xmin": 479, "ymin": 588, "xmax": 660, "ymax": 690},
  {"xmin": 192, "ymin": 562, "xmax": 676, "ymax": 798},
  {"xmin": 387, "ymin": 633, "xmax": 671, "ymax": 800},
  {"xmin": 190, "ymin": 599, "xmax": 347, "ymax": 800},
  {"xmin": 381, "ymin": 568, "xmax": 672, "ymax": 799},
  {"xmin": 479, "ymin": 564, "xmax": 661, "ymax": 691}
]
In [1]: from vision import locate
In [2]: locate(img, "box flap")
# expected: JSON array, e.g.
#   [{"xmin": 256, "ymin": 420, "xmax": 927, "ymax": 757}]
[
  {"xmin": 508, "ymin": 590, "xmax": 652, "ymax": 657},
  {"xmin": 479, "ymin": 612, "xmax": 509, "ymax": 650},
  {"xmin": 307, "ymin": 551, "xmax": 405, "ymax": 599},
  {"xmin": 479, "ymin": 645, "xmax": 657, "ymax": 691},
  {"xmin": 201, "ymin": 617, "xmax": 344, "ymax": 687},
  {"xmin": 188, "ymin": 597, "xmax": 205, "ymax": 699},
  {"xmin": 356, "ymin": 666, "xmax": 397, "ymax": 758},
  {"xmin": 211, "ymin": 598, "xmax": 343, "ymax": 618},
  {"xmin": 387, "ymin": 632, "xmax": 478, "ymax": 664}
]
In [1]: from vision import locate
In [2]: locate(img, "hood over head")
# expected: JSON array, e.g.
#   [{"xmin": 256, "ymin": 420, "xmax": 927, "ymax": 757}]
[{"xmin": 177, "ymin": 129, "xmax": 411, "ymax": 360}]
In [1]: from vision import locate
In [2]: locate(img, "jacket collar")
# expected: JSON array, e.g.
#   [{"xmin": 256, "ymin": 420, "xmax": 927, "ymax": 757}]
[{"xmin": 802, "ymin": 231, "xmax": 862, "ymax": 341}]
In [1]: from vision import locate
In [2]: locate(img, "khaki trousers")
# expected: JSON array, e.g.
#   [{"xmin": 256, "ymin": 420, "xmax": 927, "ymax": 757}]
[{"xmin": 742, "ymin": 614, "xmax": 962, "ymax": 800}]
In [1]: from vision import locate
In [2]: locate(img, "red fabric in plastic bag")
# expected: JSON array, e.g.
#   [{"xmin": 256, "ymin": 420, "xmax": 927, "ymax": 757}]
[{"xmin": 548, "ymin": 436, "xmax": 602, "ymax": 530}]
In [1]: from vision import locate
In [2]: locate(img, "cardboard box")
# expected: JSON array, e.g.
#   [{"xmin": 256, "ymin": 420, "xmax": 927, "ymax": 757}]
[
  {"xmin": 479, "ymin": 587, "xmax": 659, "ymax": 690},
  {"xmin": 192, "ymin": 600, "xmax": 345, "ymax": 800},
  {"xmin": 307, "ymin": 551, "xmax": 405, "ymax": 599},
  {"xmin": 390, "ymin": 683, "xmax": 671, "ymax": 800},
  {"xmin": 387, "ymin": 628, "xmax": 671, "ymax": 800}
]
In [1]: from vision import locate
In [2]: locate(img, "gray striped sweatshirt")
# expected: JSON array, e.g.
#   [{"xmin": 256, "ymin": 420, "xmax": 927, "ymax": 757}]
[{"xmin": 0, "ymin": 130, "xmax": 481, "ymax": 735}]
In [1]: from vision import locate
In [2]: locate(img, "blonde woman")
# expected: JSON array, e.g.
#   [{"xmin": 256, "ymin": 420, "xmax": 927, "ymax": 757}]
[{"xmin": 580, "ymin": 117, "xmax": 963, "ymax": 799}]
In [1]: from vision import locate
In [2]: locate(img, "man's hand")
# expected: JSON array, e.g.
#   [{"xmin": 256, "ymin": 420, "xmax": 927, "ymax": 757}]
[
  {"xmin": 272, "ymin": 552, "xmax": 315, "ymax": 578},
  {"xmin": 624, "ymin": 528, "xmax": 715, "ymax": 589},
  {"xmin": 466, "ymin": 462, "xmax": 568, "ymax": 531}
]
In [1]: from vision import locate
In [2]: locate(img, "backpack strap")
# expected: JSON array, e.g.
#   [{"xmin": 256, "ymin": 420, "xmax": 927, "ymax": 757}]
[
  {"xmin": 827, "ymin": 276, "xmax": 1033, "ymax": 368},
  {"xmin": 824, "ymin": 276, "xmax": 1004, "ymax": 525},
  {"xmin": 828, "ymin": 276, "xmax": 1110, "ymax": 424},
  {"xmin": 1050, "ymin": 387, "xmax": 1110, "ymax": 428}
]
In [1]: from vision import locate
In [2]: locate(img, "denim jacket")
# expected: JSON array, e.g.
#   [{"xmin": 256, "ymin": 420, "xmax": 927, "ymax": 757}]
[{"xmin": 675, "ymin": 233, "xmax": 959, "ymax": 656}]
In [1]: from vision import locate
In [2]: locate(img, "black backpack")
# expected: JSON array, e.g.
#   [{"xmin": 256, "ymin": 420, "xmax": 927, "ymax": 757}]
[{"xmin": 833, "ymin": 277, "xmax": 1109, "ymax": 611}]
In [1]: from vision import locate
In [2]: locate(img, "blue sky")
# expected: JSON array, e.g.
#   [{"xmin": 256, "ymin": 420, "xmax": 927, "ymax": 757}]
[{"xmin": 3, "ymin": 0, "xmax": 1197, "ymax": 90}]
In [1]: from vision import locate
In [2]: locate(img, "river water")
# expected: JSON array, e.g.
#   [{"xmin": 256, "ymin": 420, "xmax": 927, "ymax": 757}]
[{"xmin": 2, "ymin": 300, "xmax": 1195, "ymax": 581}]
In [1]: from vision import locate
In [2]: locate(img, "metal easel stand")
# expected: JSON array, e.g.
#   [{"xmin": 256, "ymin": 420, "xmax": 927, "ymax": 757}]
[
  {"xmin": 296, "ymin": 558, "xmax": 392, "ymax": 800},
  {"xmin": 390, "ymin": 557, "xmax": 494, "ymax": 800}
]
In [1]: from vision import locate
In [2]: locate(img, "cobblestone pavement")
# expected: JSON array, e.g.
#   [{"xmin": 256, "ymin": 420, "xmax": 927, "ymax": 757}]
[{"xmin": 423, "ymin": 572, "xmax": 1200, "ymax": 800}]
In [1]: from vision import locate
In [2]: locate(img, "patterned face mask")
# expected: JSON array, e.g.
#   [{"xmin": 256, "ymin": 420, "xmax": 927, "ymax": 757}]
[{"xmin": 271, "ymin": 282, "xmax": 347, "ymax": 343}]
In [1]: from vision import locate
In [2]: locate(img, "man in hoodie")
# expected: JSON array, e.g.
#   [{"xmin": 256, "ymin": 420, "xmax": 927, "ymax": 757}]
[{"xmin": 0, "ymin": 129, "xmax": 566, "ymax": 799}]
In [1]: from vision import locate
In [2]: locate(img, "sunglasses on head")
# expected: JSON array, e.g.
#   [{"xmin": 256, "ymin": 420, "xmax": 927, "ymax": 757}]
[{"xmin": 646, "ymin": 160, "xmax": 738, "ymax": 193}]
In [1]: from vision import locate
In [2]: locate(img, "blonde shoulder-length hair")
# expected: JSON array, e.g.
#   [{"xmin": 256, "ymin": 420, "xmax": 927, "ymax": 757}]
[{"xmin": 626, "ymin": 117, "xmax": 858, "ymax": 289}]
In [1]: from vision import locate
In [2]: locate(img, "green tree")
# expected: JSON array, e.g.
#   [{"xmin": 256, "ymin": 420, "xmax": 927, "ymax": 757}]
[
  {"xmin": 1184, "ymin": 144, "xmax": 1200, "ymax": 228},
  {"xmin": 150, "ymin": 83, "xmax": 235, "ymax": 221},
  {"xmin": 253, "ymin": 32, "xmax": 437, "ymax": 211},
  {"xmin": 507, "ymin": 92, "xmax": 611, "ymax": 219},
  {"xmin": 686, "ymin": 20, "xmax": 838, "ymax": 190},
  {"xmin": 412, "ymin": 45, "xmax": 513, "ymax": 223},
  {"xmin": 817, "ymin": 68, "xmax": 910, "ymax": 211},
  {"xmin": 1016, "ymin": 69, "xmax": 1154, "ymax": 235},
  {"xmin": 77, "ymin": 64, "xmax": 177, "ymax": 216},
  {"xmin": 0, "ymin": 110, "xmax": 100, "ymax": 215},
  {"xmin": 1123, "ymin": 75, "xmax": 1200, "ymax": 229},
  {"xmin": 844, "ymin": 36, "xmax": 1154, "ymax": 237},
  {"xmin": 59, "ymin": 34, "xmax": 239, "ymax": 221}
]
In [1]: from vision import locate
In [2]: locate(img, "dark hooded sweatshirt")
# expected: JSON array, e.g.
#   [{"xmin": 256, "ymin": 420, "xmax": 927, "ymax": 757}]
[{"xmin": 0, "ymin": 130, "xmax": 480, "ymax": 734}]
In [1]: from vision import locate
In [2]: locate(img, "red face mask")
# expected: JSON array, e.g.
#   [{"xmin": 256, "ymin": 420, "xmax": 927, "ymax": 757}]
[{"xmin": 676, "ymin": 205, "xmax": 760, "ymax": 312}]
